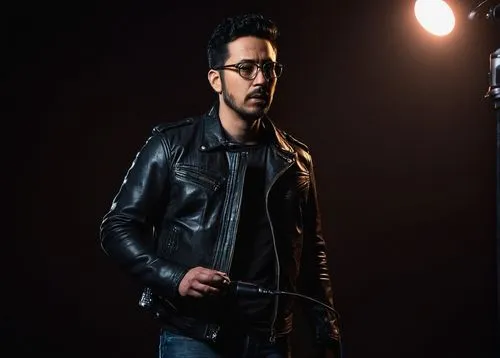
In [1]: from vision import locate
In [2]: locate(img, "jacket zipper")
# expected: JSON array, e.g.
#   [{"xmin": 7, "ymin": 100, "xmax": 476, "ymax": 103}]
[
  {"xmin": 222, "ymin": 151, "xmax": 248, "ymax": 272},
  {"xmin": 175, "ymin": 168, "xmax": 221, "ymax": 191},
  {"xmin": 211, "ymin": 151, "xmax": 247, "ymax": 272},
  {"xmin": 208, "ymin": 151, "xmax": 247, "ymax": 343},
  {"xmin": 165, "ymin": 225, "xmax": 179, "ymax": 254},
  {"xmin": 265, "ymin": 153, "xmax": 295, "ymax": 343}
]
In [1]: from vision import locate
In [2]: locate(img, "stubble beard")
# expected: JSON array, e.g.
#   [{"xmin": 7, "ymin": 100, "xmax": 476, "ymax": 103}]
[{"xmin": 221, "ymin": 80, "xmax": 271, "ymax": 122}]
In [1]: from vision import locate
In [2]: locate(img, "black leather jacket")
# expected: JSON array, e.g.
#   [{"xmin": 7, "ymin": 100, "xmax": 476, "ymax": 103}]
[{"xmin": 100, "ymin": 106, "xmax": 341, "ymax": 351}]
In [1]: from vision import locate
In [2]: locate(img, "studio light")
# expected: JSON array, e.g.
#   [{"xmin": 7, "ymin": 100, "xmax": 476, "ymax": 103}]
[
  {"xmin": 414, "ymin": 0, "xmax": 456, "ymax": 36},
  {"xmin": 413, "ymin": 0, "xmax": 499, "ymax": 351}
]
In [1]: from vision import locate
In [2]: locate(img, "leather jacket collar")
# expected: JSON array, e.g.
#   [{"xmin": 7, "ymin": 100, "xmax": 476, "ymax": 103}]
[{"xmin": 199, "ymin": 104, "xmax": 295, "ymax": 159}]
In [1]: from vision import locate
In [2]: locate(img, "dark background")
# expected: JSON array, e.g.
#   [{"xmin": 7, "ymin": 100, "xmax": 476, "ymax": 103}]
[{"xmin": 4, "ymin": 0, "xmax": 499, "ymax": 357}]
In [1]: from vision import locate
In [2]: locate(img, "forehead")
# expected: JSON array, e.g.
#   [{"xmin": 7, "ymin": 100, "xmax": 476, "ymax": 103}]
[{"xmin": 226, "ymin": 36, "xmax": 277, "ymax": 63}]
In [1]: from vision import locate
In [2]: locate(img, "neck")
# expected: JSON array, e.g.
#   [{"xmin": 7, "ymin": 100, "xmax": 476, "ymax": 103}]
[{"xmin": 218, "ymin": 104, "xmax": 262, "ymax": 145}]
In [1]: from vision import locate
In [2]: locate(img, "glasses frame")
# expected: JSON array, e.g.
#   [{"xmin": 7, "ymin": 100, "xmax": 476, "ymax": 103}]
[{"xmin": 212, "ymin": 61, "xmax": 284, "ymax": 80}]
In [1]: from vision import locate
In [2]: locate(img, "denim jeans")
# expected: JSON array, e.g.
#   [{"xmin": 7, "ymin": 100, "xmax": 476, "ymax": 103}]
[{"xmin": 159, "ymin": 329, "xmax": 290, "ymax": 358}]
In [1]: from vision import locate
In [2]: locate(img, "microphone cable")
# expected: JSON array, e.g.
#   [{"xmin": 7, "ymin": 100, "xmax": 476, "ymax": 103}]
[{"xmin": 230, "ymin": 281, "xmax": 341, "ymax": 317}]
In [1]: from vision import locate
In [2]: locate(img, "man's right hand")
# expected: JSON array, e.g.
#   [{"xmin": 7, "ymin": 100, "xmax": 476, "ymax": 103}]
[{"xmin": 178, "ymin": 266, "xmax": 230, "ymax": 298}]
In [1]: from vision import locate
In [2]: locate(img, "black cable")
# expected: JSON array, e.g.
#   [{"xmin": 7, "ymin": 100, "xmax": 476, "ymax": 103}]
[
  {"xmin": 231, "ymin": 281, "xmax": 340, "ymax": 317},
  {"xmin": 272, "ymin": 290, "xmax": 341, "ymax": 317}
]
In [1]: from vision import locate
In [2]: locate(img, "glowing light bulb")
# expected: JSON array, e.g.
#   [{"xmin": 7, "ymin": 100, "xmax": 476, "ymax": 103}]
[{"xmin": 414, "ymin": 0, "xmax": 456, "ymax": 36}]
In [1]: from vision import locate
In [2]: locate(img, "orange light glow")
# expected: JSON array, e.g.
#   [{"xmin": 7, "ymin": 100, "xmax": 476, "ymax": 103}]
[{"xmin": 414, "ymin": 0, "xmax": 456, "ymax": 36}]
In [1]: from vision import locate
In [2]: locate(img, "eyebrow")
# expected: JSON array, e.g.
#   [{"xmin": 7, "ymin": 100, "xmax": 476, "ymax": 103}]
[{"xmin": 237, "ymin": 59, "xmax": 276, "ymax": 64}]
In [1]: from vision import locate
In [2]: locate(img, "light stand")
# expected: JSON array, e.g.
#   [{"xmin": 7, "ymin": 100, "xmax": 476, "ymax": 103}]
[
  {"xmin": 487, "ymin": 46, "xmax": 500, "ymax": 354},
  {"xmin": 468, "ymin": 1, "xmax": 500, "ymax": 351}
]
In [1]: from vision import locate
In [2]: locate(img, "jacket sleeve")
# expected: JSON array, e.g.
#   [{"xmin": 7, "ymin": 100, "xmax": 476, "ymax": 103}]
[
  {"xmin": 99, "ymin": 132, "xmax": 188, "ymax": 299},
  {"xmin": 298, "ymin": 155, "xmax": 342, "ymax": 357}
]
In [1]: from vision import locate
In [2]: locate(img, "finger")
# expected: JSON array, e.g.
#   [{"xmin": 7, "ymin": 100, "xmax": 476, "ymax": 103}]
[
  {"xmin": 207, "ymin": 270, "xmax": 230, "ymax": 282},
  {"xmin": 196, "ymin": 271, "xmax": 218, "ymax": 283},
  {"xmin": 192, "ymin": 281, "xmax": 220, "ymax": 295},
  {"xmin": 210, "ymin": 275, "xmax": 230, "ymax": 288},
  {"xmin": 194, "ymin": 267, "xmax": 227, "ymax": 277},
  {"xmin": 197, "ymin": 270, "xmax": 228, "ymax": 284},
  {"xmin": 215, "ymin": 271, "xmax": 230, "ymax": 281},
  {"xmin": 211, "ymin": 274, "xmax": 225, "ymax": 283},
  {"xmin": 185, "ymin": 289, "xmax": 204, "ymax": 298}
]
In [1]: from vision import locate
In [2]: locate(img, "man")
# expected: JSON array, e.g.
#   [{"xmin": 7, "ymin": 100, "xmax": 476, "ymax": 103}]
[{"xmin": 100, "ymin": 13, "xmax": 342, "ymax": 358}]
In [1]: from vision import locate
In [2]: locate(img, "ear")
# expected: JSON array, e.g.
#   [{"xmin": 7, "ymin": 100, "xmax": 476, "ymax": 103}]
[{"xmin": 208, "ymin": 69, "xmax": 222, "ymax": 93}]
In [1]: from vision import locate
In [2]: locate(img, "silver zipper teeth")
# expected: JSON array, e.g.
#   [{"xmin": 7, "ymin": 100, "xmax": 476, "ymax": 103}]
[
  {"xmin": 222, "ymin": 152, "xmax": 247, "ymax": 272},
  {"xmin": 205, "ymin": 152, "xmax": 246, "ymax": 343},
  {"xmin": 176, "ymin": 170, "xmax": 220, "ymax": 191},
  {"xmin": 166, "ymin": 226, "xmax": 178, "ymax": 254},
  {"xmin": 212, "ymin": 152, "xmax": 245, "ymax": 270}
]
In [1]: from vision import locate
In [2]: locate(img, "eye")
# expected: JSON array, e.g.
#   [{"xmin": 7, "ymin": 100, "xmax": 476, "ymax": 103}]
[
  {"xmin": 238, "ymin": 63, "xmax": 256, "ymax": 76},
  {"xmin": 263, "ymin": 63, "xmax": 275, "ymax": 75}
]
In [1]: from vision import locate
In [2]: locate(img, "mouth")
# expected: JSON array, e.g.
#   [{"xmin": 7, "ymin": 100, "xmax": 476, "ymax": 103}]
[
  {"xmin": 247, "ymin": 93, "xmax": 269, "ymax": 103},
  {"xmin": 249, "ymin": 97, "xmax": 266, "ymax": 102}
]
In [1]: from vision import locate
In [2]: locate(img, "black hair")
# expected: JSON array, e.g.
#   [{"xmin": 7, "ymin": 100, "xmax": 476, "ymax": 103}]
[{"xmin": 207, "ymin": 13, "xmax": 279, "ymax": 69}]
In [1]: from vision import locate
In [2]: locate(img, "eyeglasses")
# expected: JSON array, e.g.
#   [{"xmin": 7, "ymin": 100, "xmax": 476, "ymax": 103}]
[{"xmin": 213, "ymin": 61, "xmax": 284, "ymax": 80}]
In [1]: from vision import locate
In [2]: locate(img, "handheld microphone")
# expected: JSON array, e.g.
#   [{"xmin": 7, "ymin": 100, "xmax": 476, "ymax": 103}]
[
  {"xmin": 230, "ymin": 281, "xmax": 275, "ymax": 296},
  {"xmin": 138, "ymin": 282, "xmax": 340, "ymax": 317}
]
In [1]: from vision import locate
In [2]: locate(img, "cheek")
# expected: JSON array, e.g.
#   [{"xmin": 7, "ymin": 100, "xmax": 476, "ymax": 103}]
[{"xmin": 229, "ymin": 82, "xmax": 248, "ymax": 99}]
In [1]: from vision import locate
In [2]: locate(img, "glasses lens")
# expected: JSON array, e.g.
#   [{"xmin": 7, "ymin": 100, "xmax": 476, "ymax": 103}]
[
  {"xmin": 263, "ymin": 62, "xmax": 283, "ymax": 79},
  {"xmin": 275, "ymin": 63, "xmax": 283, "ymax": 78},
  {"xmin": 238, "ymin": 63, "xmax": 258, "ymax": 79}
]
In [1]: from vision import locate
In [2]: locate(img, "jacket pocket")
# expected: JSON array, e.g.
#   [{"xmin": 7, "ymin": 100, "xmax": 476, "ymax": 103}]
[{"xmin": 174, "ymin": 164, "xmax": 224, "ymax": 192}]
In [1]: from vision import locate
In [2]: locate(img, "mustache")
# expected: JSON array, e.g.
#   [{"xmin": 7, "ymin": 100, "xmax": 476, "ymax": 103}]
[{"xmin": 247, "ymin": 89, "xmax": 269, "ymax": 99}]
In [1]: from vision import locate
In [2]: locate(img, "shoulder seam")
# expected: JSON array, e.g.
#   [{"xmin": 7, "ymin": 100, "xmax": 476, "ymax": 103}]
[{"xmin": 152, "ymin": 117, "xmax": 195, "ymax": 134}]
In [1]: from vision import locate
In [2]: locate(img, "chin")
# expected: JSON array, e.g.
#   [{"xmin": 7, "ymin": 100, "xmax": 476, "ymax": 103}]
[
  {"xmin": 243, "ymin": 108, "xmax": 267, "ymax": 121},
  {"xmin": 248, "ymin": 103, "xmax": 270, "ymax": 116}
]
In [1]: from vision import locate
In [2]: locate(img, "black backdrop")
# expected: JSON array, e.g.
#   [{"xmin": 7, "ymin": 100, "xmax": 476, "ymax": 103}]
[{"xmin": 5, "ymin": 1, "xmax": 498, "ymax": 357}]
